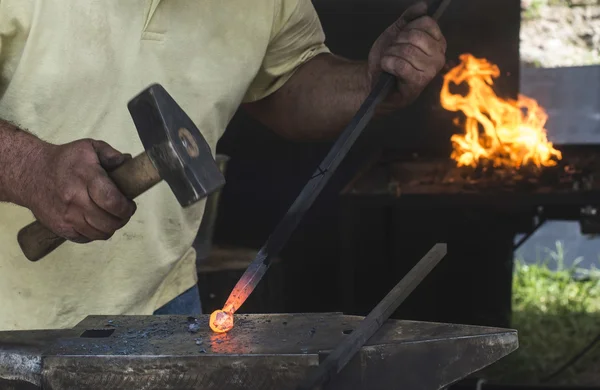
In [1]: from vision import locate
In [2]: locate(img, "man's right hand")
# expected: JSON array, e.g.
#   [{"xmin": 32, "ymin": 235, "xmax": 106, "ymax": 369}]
[{"xmin": 23, "ymin": 139, "xmax": 137, "ymax": 243}]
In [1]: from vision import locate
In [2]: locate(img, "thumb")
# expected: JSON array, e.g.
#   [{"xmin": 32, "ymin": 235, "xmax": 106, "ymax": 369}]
[
  {"xmin": 394, "ymin": 1, "xmax": 428, "ymax": 30},
  {"xmin": 91, "ymin": 140, "xmax": 130, "ymax": 172}
]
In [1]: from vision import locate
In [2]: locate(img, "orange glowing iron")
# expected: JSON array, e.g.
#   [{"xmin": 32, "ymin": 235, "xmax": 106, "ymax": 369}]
[{"xmin": 210, "ymin": 0, "xmax": 453, "ymax": 333}]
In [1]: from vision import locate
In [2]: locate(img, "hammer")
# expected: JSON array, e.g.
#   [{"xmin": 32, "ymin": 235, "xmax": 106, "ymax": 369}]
[{"xmin": 17, "ymin": 84, "xmax": 226, "ymax": 262}]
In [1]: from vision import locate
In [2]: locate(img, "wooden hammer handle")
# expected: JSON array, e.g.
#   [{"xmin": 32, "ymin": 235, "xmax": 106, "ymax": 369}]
[{"xmin": 18, "ymin": 153, "xmax": 161, "ymax": 262}]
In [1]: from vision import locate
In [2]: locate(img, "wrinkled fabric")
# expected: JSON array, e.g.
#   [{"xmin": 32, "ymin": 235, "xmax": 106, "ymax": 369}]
[{"xmin": 0, "ymin": 0, "xmax": 328, "ymax": 331}]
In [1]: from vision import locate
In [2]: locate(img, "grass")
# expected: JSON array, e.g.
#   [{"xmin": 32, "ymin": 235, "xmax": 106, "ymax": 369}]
[{"xmin": 483, "ymin": 242, "xmax": 600, "ymax": 384}]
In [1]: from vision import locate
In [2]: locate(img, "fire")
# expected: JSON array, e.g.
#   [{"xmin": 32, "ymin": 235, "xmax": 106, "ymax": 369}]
[
  {"xmin": 440, "ymin": 53, "xmax": 562, "ymax": 169},
  {"xmin": 209, "ymin": 302, "xmax": 236, "ymax": 334}
]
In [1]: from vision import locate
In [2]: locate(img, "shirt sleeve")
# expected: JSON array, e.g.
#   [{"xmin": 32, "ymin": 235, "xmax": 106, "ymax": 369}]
[{"xmin": 242, "ymin": 0, "xmax": 330, "ymax": 103}]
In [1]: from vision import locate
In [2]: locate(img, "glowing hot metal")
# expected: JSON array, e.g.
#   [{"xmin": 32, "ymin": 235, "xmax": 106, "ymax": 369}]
[
  {"xmin": 211, "ymin": 0, "xmax": 454, "ymax": 334},
  {"xmin": 209, "ymin": 309, "xmax": 234, "ymax": 334}
]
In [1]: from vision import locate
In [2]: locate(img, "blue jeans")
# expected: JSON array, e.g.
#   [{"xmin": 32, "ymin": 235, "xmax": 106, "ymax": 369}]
[{"xmin": 153, "ymin": 285, "xmax": 202, "ymax": 315}]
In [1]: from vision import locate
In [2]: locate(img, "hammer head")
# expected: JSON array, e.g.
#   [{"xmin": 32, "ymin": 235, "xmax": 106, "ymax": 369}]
[{"xmin": 127, "ymin": 84, "xmax": 225, "ymax": 207}]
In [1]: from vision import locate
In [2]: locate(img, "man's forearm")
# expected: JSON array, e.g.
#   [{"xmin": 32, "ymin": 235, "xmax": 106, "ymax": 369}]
[
  {"xmin": 0, "ymin": 121, "xmax": 46, "ymax": 206},
  {"xmin": 243, "ymin": 53, "xmax": 373, "ymax": 141}
]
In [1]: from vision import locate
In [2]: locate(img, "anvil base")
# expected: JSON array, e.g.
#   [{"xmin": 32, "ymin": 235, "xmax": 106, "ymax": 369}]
[{"xmin": 0, "ymin": 313, "xmax": 518, "ymax": 390}]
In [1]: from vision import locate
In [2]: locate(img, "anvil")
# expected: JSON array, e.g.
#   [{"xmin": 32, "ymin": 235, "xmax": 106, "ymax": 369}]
[{"xmin": 0, "ymin": 313, "xmax": 517, "ymax": 390}]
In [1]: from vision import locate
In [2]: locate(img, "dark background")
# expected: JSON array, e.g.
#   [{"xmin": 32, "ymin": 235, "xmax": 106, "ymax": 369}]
[{"xmin": 210, "ymin": 0, "xmax": 521, "ymax": 326}]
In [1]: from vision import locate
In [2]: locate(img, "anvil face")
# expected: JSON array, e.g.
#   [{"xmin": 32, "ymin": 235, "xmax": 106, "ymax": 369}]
[{"xmin": 0, "ymin": 313, "xmax": 518, "ymax": 390}]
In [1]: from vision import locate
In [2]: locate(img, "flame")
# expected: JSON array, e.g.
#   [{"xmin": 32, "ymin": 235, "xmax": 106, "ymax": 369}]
[
  {"xmin": 209, "ymin": 302, "xmax": 236, "ymax": 334},
  {"xmin": 440, "ymin": 53, "xmax": 562, "ymax": 168}
]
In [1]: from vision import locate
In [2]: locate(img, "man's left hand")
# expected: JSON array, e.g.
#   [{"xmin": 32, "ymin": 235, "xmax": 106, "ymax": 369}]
[{"xmin": 368, "ymin": 1, "xmax": 447, "ymax": 110}]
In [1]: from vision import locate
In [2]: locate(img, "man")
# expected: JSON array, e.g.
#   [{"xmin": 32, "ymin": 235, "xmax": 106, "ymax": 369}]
[{"xmin": 0, "ymin": 0, "xmax": 446, "ymax": 331}]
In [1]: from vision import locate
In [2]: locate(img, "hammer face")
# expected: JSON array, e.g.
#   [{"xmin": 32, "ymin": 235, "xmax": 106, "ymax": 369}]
[{"xmin": 127, "ymin": 84, "xmax": 225, "ymax": 207}]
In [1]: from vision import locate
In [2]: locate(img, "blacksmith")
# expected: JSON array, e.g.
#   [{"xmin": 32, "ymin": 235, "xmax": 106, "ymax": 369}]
[{"xmin": 0, "ymin": 0, "xmax": 446, "ymax": 330}]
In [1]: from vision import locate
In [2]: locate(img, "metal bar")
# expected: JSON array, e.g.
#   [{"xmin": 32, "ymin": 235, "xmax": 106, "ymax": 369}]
[
  {"xmin": 222, "ymin": 0, "xmax": 453, "ymax": 315},
  {"xmin": 222, "ymin": 69, "xmax": 395, "ymax": 313},
  {"xmin": 296, "ymin": 244, "xmax": 448, "ymax": 390},
  {"xmin": 431, "ymin": 0, "xmax": 452, "ymax": 20}
]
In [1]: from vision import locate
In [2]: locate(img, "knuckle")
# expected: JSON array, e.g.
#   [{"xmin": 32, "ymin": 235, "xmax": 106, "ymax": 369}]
[
  {"xmin": 394, "ymin": 59, "xmax": 412, "ymax": 76},
  {"xmin": 423, "ymin": 15, "xmax": 437, "ymax": 28},
  {"xmin": 401, "ymin": 44, "xmax": 419, "ymax": 59},
  {"xmin": 112, "ymin": 196, "xmax": 130, "ymax": 216},
  {"xmin": 407, "ymin": 29, "xmax": 424, "ymax": 45},
  {"xmin": 78, "ymin": 138, "xmax": 95, "ymax": 148},
  {"xmin": 381, "ymin": 57, "xmax": 395, "ymax": 73},
  {"xmin": 62, "ymin": 213, "xmax": 77, "ymax": 226},
  {"xmin": 59, "ymin": 188, "xmax": 76, "ymax": 205},
  {"xmin": 55, "ymin": 224, "xmax": 86, "ymax": 243},
  {"xmin": 72, "ymin": 138, "xmax": 92, "ymax": 151},
  {"xmin": 54, "ymin": 224, "xmax": 75, "ymax": 239},
  {"xmin": 103, "ymin": 191, "xmax": 120, "ymax": 209},
  {"xmin": 90, "ymin": 177, "xmax": 125, "ymax": 211},
  {"xmin": 75, "ymin": 140, "xmax": 99, "ymax": 161},
  {"xmin": 90, "ymin": 139, "xmax": 106, "ymax": 149},
  {"xmin": 69, "ymin": 188, "xmax": 91, "ymax": 211},
  {"xmin": 422, "ymin": 16, "xmax": 436, "ymax": 29}
]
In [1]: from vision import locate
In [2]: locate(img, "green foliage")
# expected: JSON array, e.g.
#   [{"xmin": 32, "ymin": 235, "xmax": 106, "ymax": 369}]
[{"xmin": 483, "ymin": 242, "xmax": 600, "ymax": 384}]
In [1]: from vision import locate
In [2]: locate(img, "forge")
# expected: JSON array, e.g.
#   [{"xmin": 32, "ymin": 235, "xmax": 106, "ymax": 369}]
[
  {"xmin": 337, "ymin": 52, "xmax": 600, "ymax": 328},
  {"xmin": 338, "ymin": 104, "xmax": 600, "ymax": 328},
  {"xmin": 347, "ymin": 53, "xmax": 600, "ymax": 209},
  {"xmin": 350, "ymin": 145, "xmax": 600, "ymax": 205},
  {"xmin": 0, "ymin": 314, "xmax": 517, "ymax": 390}
]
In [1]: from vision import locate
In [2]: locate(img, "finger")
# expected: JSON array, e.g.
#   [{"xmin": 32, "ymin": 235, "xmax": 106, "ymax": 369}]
[
  {"xmin": 383, "ymin": 43, "xmax": 428, "ymax": 73},
  {"xmin": 103, "ymin": 153, "xmax": 133, "ymax": 173},
  {"xmin": 88, "ymin": 173, "xmax": 136, "ymax": 220},
  {"xmin": 395, "ymin": 1, "xmax": 428, "ymax": 30},
  {"xmin": 92, "ymin": 140, "xmax": 129, "ymax": 171},
  {"xmin": 381, "ymin": 53, "xmax": 425, "ymax": 85},
  {"xmin": 52, "ymin": 224, "xmax": 90, "ymax": 244},
  {"xmin": 83, "ymin": 200, "xmax": 130, "ymax": 235},
  {"xmin": 68, "ymin": 233, "xmax": 92, "ymax": 244},
  {"xmin": 394, "ymin": 29, "xmax": 446, "ymax": 59},
  {"xmin": 73, "ymin": 216, "xmax": 113, "ymax": 241},
  {"xmin": 403, "ymin": 16, "xmax": 446, "ymax": 46}
]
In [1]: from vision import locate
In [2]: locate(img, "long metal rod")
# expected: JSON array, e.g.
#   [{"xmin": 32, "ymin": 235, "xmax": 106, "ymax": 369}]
[
  {"xmin": 222, "ymin": 70, "xmax": 394, "ymax": 312},
  {"xmin": 296, "ymin": 244, "xmax": 448, "ymax": 390},
  {"xmin": 222, "ymin": 0, "xmax": 453, "ymax": 313}
]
